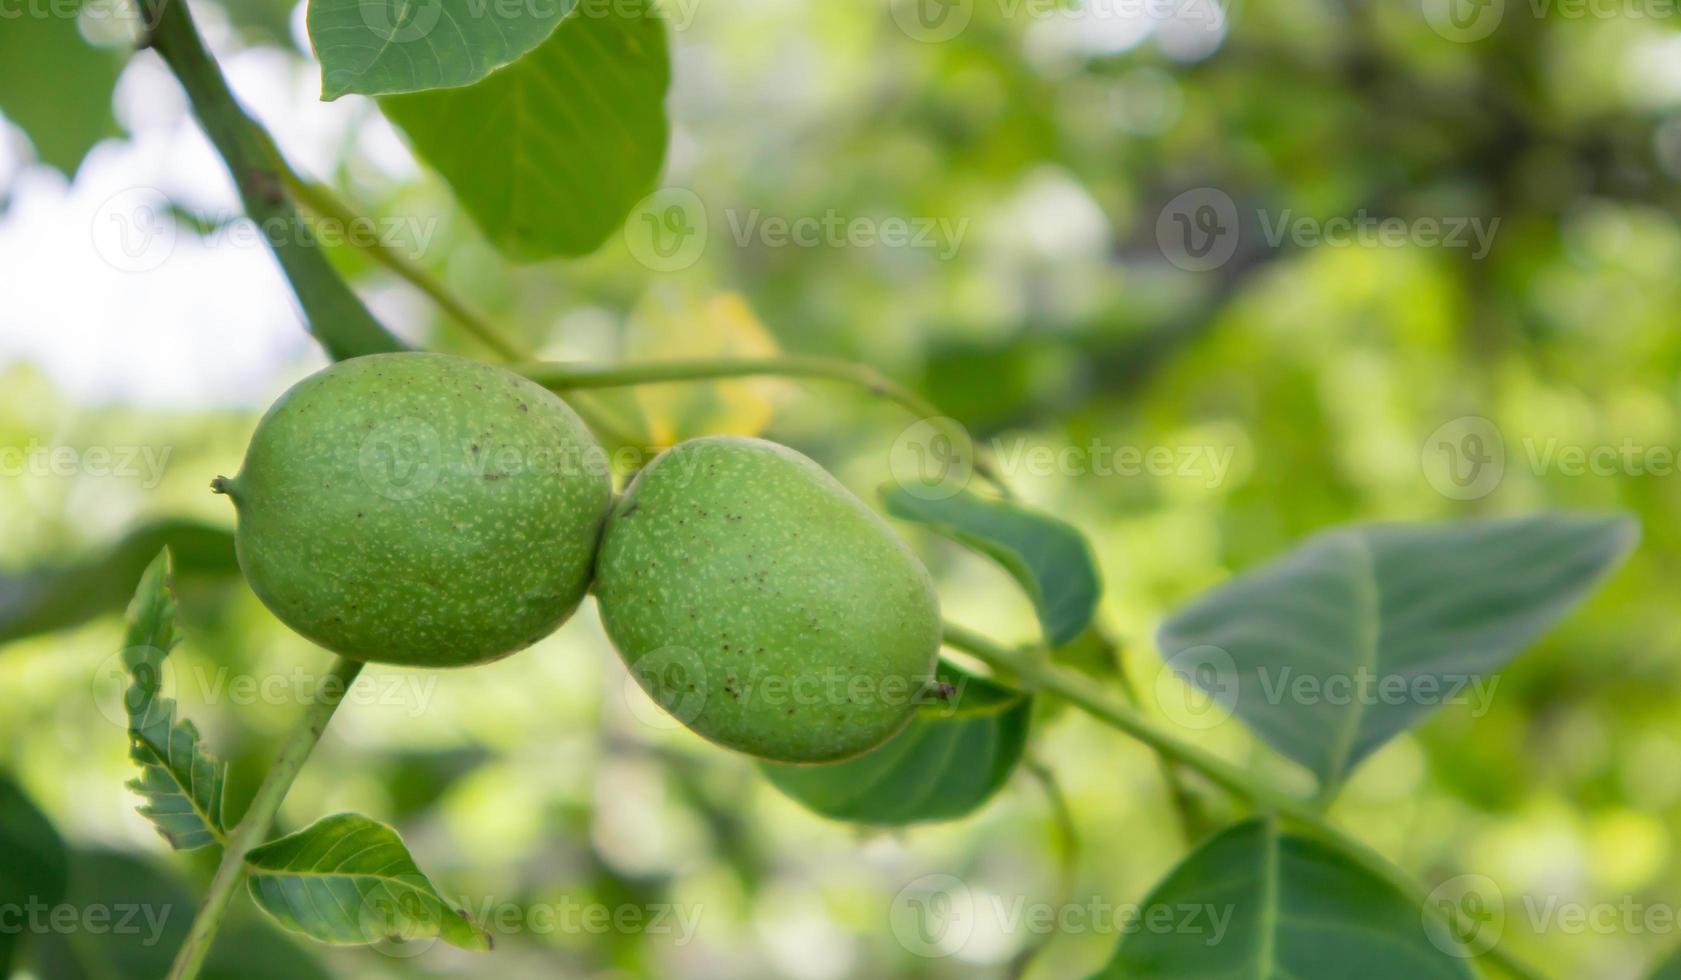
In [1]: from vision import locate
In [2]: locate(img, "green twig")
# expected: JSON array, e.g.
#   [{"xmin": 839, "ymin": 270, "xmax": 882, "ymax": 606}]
[
  {"xmin": 142, "ymin": 0, "xmax": 639, "ymax": 450},
  {"xmin": 166, "ymin": 656, "xmax": 364, "ymax": 980},
  {"xmin": 278, "ymin": 168, "xmax": 526, "ymax": 362},
  {"xmin": 140, "ymin": 0, "xmax": 402, "ymax": 360},
  {"xmin": 939, "ymin": 621, "xmax": 1547, "ymax": 980},
  {"xmin": 137, "ymin": 11, "xmax": 390, "ymax": 972},
  {"xmin": 517, "ymin": 358, "xmax": 1015, "ymax": 498},
  {"xmin": 1108, "ymin": 641, "xmax": 1210, "ymax": 844},
  {"xmin": 273, "ymin": 167, "xmax": 648, "ymax": 447},
  {"xmin": 261, "ymin": 166, "xmax": 979, "ymax": 474}
]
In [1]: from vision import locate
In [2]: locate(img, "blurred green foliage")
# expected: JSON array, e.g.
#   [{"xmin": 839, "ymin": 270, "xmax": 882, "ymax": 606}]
[{"xmin": 4, "ymin": 0, "xmax": 1681, "ymax": 977}]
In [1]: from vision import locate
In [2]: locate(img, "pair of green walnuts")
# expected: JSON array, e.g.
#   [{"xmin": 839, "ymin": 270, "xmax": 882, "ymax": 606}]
[{"xmin": 214, "ymin": 353, "xmax": 942, "ymax": 764}]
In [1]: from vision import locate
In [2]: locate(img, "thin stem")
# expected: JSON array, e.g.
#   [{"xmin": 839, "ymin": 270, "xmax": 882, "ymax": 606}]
[
  {"xmin": 516, "ymin": 358, "xmax": 1015, "ymax": 498},
  {"xmin": 166, "ymin": 656, "xmax": 365, "ymax": 980},
  {"xmin": 278, "ymin": 167, "xmax": 526, "ymax": 362},
  {"xmin": 140, "ymin": 0, "xmax": 402, "ymax": 361},
  {"xmin": 264, "ymin": 168, "xmax": 978, "ymax": 475},
  {"xmin": 273, "ymin": 167, "xmax": 649, "ymax": 447},
  {"xmin": 939, "ymin": 621, "xmax": 1547, "ymax": 980},
  {"xmin": 1107, "ymin": 634, "xmax": 1210, "ymax": 844},
  {"xmin": 943, "ymin": 622, "xmax": 1287, "ymax": 806}
]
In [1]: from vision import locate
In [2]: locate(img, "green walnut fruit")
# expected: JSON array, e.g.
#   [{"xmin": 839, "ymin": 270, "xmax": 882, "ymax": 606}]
[
  {"xmin": 595, "ymin": 436, "xmax": 942, "ymax": 763},
  {"xmin": 215, "ymin": 352, "xmax": 611, "ymax": 668}
]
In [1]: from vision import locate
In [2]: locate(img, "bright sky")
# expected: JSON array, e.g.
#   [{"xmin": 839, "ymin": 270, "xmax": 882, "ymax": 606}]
[
  {"xmin": 0, "ymin": 6, "xmax": 420, "ymax": 410},
  {"xmin": 0, "ymin": 0, "xmax": 1212, "ymax": 411}
]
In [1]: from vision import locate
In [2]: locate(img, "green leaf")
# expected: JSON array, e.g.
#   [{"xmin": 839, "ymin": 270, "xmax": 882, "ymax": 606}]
[
  {"xmin": 0, "ymin": 517, "xmax": 237, "ymax": 648},
  {"xmin": 1158, "ymin": 514, "xmax": 1638, "ymax": 788},
  {"xmin": 245, "ymin": 813, "xmax": 491, "ymax": 951},
  {"xmin": 1090, "ymin": 819, "xmax": 1475, "ymax": 980},
  {"xmin": 0, "ymin": 774, "xmax": 69, "ymax": 976},
  {"xmin": 881, "ymin": 485, "xmax": 1101, "ymax": 648},
  {"xmin": 0, "ymin": 3, "xmax": 124, "ymax": 176},
  {"xmin": 380, "ymin": 0, "xmax": 670, "ymax": 260},
  {"xmin": 760, "ymin": 661, "xmax": 1030, "ymax": 826},
  {"xmin": 1652, "ymin": 946, "xmax": 1681, "ymax": 980},
  {"xmin": 308, "ymin": 0, "xmax": 576, "ymax": 100},
  {"xmin": 121, "ymin": 550, "xmax": 228, "ymax": 850}
]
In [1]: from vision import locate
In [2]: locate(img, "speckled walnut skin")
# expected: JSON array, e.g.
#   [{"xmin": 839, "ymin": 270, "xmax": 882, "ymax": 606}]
[
  {"xmin": 218, "ymin": 352, "xmax": 612, "ymax": 668},
  {"xmin": 595, "ymin": 436, "xmax": 942, "ymax": 763}
]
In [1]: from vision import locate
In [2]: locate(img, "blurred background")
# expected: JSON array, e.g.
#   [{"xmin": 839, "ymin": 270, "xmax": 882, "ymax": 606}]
[{"xmin": 4, "ymin": 0, "xmax": 1681, "ymax": 976}]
